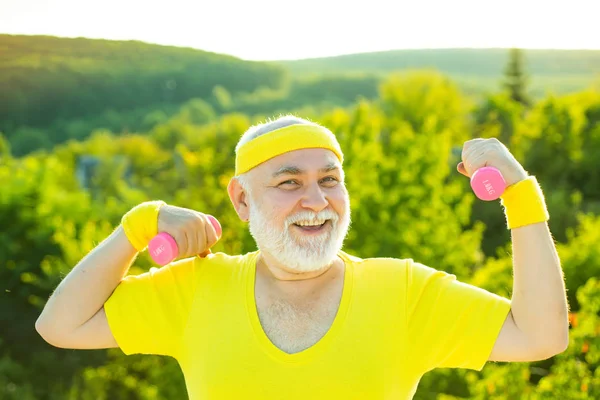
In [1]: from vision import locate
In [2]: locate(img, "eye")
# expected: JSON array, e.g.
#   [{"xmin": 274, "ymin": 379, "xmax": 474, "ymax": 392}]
[
  {"xmin": 278, "ymin": 179, "xmax": 299, "ymax": 186},
  {"xmin": 321, "ymin": 176, "xmax": 339, "ymax": 185}
]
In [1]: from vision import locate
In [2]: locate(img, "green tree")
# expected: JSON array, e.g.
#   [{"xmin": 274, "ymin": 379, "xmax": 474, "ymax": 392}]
[
  {"xmin": 503, "ymin": 48, "xmax": 531, "ymax": 106},
  {"xmin": 472, "ymin": 93, "xmax": 525, "ymax": 146},
  {"xmin": 0, "ymin": 132, "xmax": 11, "ymax": 158}
]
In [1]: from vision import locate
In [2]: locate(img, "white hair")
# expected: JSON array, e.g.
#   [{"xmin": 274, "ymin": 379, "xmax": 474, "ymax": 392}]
[{"xmin": 235, "ymin": 114, "xmax": 322, "ymax": 193}]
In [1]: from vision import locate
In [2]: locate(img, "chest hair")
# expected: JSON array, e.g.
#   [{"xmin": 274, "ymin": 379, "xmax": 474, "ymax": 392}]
[{"xmin": 256, "ymin": 295, "xmax": 341, "ymax": 354}]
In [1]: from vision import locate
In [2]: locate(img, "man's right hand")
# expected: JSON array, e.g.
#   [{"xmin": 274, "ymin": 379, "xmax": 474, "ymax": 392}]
[{"xmin": 157, "ymin": 205, "xmax": 222, "ymax": 259}]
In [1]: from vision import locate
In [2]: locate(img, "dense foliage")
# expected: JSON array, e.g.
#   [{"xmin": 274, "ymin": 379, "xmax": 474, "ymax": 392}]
[
  {"xmin": 2, "ymin": 35, "xmax": 599, "ymax": 157},
  {"xmin": 1, "ymin": 37, "xmax": 599, "ymax": 399}
]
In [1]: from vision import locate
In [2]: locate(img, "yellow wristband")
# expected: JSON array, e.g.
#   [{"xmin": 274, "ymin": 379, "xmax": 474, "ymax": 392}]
[
  {"xmin": 121, "ymin": 200, "xmax": 166, "ymax": 251},
  {"xmin": 500, "ymin": 176, "xmax": 549, "ymax": 229}
]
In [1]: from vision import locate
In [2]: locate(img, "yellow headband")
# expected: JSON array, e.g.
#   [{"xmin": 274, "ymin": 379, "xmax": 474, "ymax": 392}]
[{"xmin": 235, "ymin": 124, "xmax": 344, "ymax": 175}]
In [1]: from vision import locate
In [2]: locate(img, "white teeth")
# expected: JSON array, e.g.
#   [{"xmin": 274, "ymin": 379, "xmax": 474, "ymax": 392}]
[{"xmin": 295, "ymin": 220, "xmax": 326, "ymax": 227}]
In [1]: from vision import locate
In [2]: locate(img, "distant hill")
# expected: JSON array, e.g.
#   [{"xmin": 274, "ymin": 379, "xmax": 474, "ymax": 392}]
[
  {"xmin": 2, "ymin": 35, "xmax": 599, "ymax": 156},
  {"xmin": 0, "ymin": 34, "xmax": 287, "ymax": 132},
  {"xmin": 278, "ymin": 48, "xmax": 600, "ymax": 76},
  {"xmin": 278, "ymin": 48, "xmax": 600, "ymax": 95}
]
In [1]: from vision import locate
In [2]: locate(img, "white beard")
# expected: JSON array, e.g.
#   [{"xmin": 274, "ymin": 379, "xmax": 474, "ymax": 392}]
[{"xmin": 248, "ymin": 197, "xmax": 351, "ymax": 273}]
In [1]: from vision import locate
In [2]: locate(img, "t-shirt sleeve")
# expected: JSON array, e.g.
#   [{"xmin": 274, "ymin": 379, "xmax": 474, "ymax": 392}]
[
  {"xmin": 405, "ymin": 260, "xmax": 511, "ymax": 371},
  {"xmin": 104, "ymin": 257, "xmax": 199, "ymax": 358}
]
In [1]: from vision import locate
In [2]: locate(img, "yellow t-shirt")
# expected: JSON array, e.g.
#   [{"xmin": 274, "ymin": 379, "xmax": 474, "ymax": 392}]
[{"xmin": 104, "ymin": 250, "xmax": 511, "ymax": 399}]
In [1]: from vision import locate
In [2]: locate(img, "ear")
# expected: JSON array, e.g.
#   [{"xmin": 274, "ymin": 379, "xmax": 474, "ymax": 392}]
[{"xmin": 227, "ymin": 177, "xmax": 250, "ymax": 222}]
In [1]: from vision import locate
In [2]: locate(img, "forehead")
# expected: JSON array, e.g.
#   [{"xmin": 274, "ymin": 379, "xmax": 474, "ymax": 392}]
[{"xmin": 256, "ymin": 148, "xmax": 341, "ymax": 176}]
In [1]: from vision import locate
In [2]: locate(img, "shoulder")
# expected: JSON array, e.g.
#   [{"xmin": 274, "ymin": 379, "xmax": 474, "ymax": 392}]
[
  {"xmin": 191, "ymin": 250, "xmax": 257, "ymax": 277},
  {"xmin": 341, "ymin": 250, "xmax": 412, "ymax": 269},
  {"xmin": 339, "ymin": 250, "xmax": 415, "ymax": 284},
  {"xmin": 341, "ymin": 251, "xmax": 451, "ymax": 285},
  {"xmin": 195, "ymin": 251, "xmax": 256, "ymax": 266},
  {"xmin": 124, "ymin": 251, "xmax": 252, "ymax": 282}
]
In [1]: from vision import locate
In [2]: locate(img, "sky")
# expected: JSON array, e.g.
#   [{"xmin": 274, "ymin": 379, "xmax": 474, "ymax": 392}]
[{"xmin": 2, "ymin": 0, "xmax": 599, "ymax": 60}]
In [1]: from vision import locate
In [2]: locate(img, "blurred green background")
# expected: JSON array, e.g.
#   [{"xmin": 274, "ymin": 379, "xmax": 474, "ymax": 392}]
[{"xmin": 1, "ymin": 34, "xmax": 599, "ymax": 399}]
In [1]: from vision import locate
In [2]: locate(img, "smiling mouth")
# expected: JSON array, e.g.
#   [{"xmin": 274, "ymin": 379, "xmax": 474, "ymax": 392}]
[{"xmin": 293, "ymin": 220, "xmax": 330, "ymax": 232}]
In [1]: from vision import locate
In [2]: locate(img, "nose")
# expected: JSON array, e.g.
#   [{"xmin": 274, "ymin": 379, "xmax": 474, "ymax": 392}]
[{"xmin": 300, "ymin": 181, "xmax": 329, "ymax": 212}]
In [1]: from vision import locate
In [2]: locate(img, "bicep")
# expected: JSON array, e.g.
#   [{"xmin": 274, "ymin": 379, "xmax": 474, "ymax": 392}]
[
  {"xmin": 50, "ymin": 307, "xmax": 119, "ymax": 350},
  {"xmin": 488, "ymin": 310, "xmax": 547, "ymax": 362}
]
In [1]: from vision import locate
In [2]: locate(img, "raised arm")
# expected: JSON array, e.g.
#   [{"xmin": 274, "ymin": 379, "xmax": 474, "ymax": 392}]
[
  {"xmin": 458, "ymin": 138, "xmax": 569, "ymax": 362},
  {"xmin": 35, "ymin": 225, "xmax": 137, "ymax": 349},
  {"xmin": 35, "ymin": 202, "xmax": 220, "ymax": 350},
  {"xmin": 489, "ymin": 221, "xmax": 568, "ymax": 361}
]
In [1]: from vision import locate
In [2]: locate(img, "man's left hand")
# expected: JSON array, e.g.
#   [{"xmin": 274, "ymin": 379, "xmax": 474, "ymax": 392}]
[{"xmin": 457, "ymin": 138, "xmax": 528, "ymax": 187}]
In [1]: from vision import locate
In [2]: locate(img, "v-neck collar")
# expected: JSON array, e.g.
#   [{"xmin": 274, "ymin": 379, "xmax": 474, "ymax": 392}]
[{"xmin": 244, "ymin": 250, "xmax": 354, "ymax": 364}]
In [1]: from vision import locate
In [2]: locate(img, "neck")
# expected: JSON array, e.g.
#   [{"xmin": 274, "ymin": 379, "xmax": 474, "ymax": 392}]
[{"xmin": 257, "ymin": 251, "xmax": 338, "ymax": 282}]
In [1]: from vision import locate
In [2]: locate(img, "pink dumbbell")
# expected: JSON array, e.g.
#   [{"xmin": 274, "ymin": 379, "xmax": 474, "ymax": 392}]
[
  {"xmin": 148, "ymin": 215, "xmax": 222, "ymax": 265},
  {"xmin": 470, "ymin": 167, "xmax": 507, "ymax": 201}
]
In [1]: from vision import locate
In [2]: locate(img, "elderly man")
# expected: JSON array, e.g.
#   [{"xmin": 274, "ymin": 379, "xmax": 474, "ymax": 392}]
[{"xmin": 35, "ymin": 115, "xmax": 569, "ymax": 399}]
